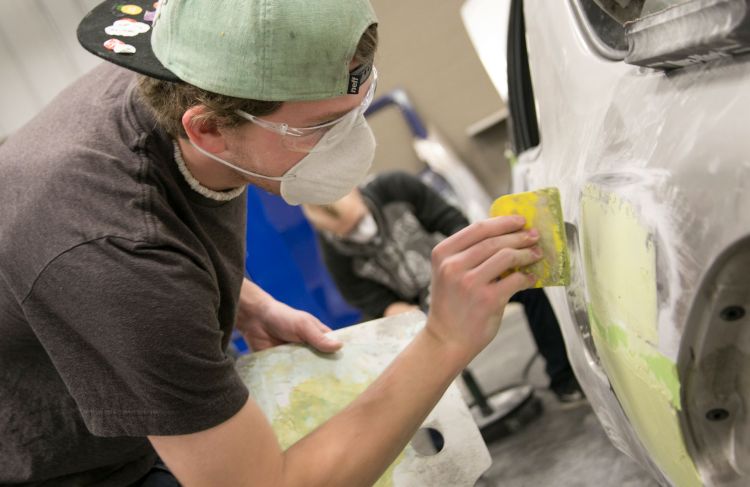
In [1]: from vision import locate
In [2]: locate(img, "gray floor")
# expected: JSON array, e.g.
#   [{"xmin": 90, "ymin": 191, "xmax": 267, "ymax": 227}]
[{"xmin": 464, "ymin": 304, "xmax": 660, "ymax": 487}]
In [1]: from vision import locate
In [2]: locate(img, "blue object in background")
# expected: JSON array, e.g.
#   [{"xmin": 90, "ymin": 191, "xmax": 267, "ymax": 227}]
[{"xmin": 233, "ymin": 186, "xmax": 362, "ymax": 354}]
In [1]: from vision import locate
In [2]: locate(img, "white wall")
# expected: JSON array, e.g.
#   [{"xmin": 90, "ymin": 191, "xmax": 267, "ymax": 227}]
[
  {"xmin": 0, "ymin": 0, "xmax": 102, "ymax": 138},
  {"xmin": 368, "ymin": 0, "xmax": 511, "ymax": 196},
  {"xmin": 0, "ymin": 1, "xmax": 511, "ymax": 197}
]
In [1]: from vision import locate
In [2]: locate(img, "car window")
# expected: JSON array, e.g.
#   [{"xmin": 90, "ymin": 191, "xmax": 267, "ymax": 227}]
[
  {"xmin": 576, "ymin": 0, "xmax": 628, "ymax": 56},
  {"xmin": 640, "ymin": 0, "xmax": 694, "ymax": 16},
  {"xmin": 590, "ymin": 0, "xmax": 693, "ymax": 23},
  {"xmin": 574, "ymin": 0, "xmax": 695, "ymax": 60}
]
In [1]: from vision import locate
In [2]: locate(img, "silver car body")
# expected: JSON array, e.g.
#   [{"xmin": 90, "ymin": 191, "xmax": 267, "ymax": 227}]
[{"xmin": 464, "ymin": 1, "xmax": 750, "ymax": 485}]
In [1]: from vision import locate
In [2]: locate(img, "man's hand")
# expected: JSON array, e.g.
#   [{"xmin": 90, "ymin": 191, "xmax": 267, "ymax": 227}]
[
  {"xmin": 426, "ymin": 216, "xmax": 542, "ymax": 363},
  {"xmin": 236, "ymin": 279, "xmax": 342, "ymax": 353},
  {"xmin": 383, "ymin": 302, "xmax": 420, "ymax": 317}
]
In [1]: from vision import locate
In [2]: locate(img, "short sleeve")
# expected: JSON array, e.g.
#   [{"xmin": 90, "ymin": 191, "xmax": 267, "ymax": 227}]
[{"xmin": 22, "ymin": 237, "xmax": 248, "ymax": 437}]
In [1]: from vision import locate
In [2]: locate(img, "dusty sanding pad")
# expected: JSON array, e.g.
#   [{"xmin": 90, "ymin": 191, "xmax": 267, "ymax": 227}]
[
  {"xmin": 490, "ymin": 187, "xmax": 570, "ymax": 288},
  {"xmin": 235, "ymin": 311, "xmax": 491, "ymax": 486}
]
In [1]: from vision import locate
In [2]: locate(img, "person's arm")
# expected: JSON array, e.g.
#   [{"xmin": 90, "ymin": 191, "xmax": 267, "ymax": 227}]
[
  {"xmin": 318, "ymin": 235, "xmax": 405, "ymax": 318},
  {"xmin": 366, "ymin": 171, "xmax": 470, "ymax": 236},
  {"xmin": 235, "ymin": 278, "xmax": 342, "ymax": 353},
  {"xmin": 383, "ymin": 301, "xmax": 420, "ymax": 316},
  {"xmin": 151, "ymin": 215, "xmax": 542, "ymax": 487}
]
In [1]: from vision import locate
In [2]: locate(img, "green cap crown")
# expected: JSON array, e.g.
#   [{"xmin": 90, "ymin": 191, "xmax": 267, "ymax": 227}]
[{"xmin": 151, "ymin": 0, "xmax": 377, "ymax": 101}]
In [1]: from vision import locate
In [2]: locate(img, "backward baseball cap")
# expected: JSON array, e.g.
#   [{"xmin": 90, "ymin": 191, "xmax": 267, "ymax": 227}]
[{"xmin": 78, "ymin": 0, "xmax": 377, "ymax": 101}]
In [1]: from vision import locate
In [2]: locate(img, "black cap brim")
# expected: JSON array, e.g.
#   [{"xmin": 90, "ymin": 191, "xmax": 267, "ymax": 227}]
[{"xmin": 77, "ymin": 0, "xmax": 180, "ymax": 82}]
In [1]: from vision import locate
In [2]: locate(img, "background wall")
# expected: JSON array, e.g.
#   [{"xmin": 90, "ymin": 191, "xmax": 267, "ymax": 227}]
[
  {"xmin": 0, "ymin": 0, "xmax": 101, "ymax": 138},
  {"xmin": 0, "ymin": 0, "xmax": 512, "ymax": 195},
  {"xmin": 368, "ymin": 0, "xmax": 512, "ymax": 196}
]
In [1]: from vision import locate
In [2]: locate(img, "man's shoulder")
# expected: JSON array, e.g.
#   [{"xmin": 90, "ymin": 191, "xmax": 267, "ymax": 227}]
[
  {"xmin": 0, "ymin": 63, "xmax": 171, "ymax": 221},
  {"xmin": 3, "ymin": 63, "xmax": 144, "ymax": 156},
  {"xmin": 0, "ymin": 64, "xmax": 177, "ymax": 300}
]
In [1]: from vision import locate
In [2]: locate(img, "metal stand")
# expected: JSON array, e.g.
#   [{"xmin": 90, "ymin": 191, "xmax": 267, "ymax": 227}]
[{"xmin": 461, "ymin": 370, "xmax": 543, "ymax": 443}]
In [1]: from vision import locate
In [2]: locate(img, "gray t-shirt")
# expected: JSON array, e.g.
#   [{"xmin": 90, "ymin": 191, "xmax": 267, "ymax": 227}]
[{"xmin": 0, "ymin": 64, "xmax": 249, "ymax": 485}]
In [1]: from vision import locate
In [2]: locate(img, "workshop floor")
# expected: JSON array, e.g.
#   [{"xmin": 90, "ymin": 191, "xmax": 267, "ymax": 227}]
[{"xmin": 465, "ymin": 304, "xmax": 661, "ymax": 487}]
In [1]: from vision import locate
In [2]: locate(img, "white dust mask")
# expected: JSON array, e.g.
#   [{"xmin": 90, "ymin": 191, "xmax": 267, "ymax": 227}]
[
  {"xmin": 345, "ymin": 212, "xmax": 378, "ymax": 243},
  {"xmin": 189, "ymin": 116, "xmax": 376, "ymax": 206}
]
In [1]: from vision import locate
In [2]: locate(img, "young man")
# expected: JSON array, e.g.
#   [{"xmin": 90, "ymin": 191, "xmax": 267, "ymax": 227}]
[
  {"xmin": 304, "ymin": 171, "xmax": 584, "ymax": 402},
  {"xmin": 0, "ymin": 1, "xmax": 543, "ymax": 485}
]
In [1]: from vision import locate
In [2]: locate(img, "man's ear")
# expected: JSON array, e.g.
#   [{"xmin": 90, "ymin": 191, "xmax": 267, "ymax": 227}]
[{"xmin": 181, "ymin": 106, "xmax": 226, "ymax": 154}]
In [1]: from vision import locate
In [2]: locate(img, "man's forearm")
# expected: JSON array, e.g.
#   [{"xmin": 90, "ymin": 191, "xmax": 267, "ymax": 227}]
[
  {"xmin": 236, "ymin": 278, "xmax": 278, "ymax": 333},
  {"xmin": 238, "ymin": 278, "xmax": 271, "ymax": 314},
  {"xmin": 281, "ymin": 326, "xmax": 468, "ymax": 487}
]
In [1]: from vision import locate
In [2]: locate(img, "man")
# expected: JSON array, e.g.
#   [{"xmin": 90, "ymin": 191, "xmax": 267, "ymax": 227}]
[
  {"xmin": 0, "ymin": 1, "xmax": 542, "ymax": 485},
  {"xmin": 304, "ymin": 171, "xmax": 584, "ymax": 402}
]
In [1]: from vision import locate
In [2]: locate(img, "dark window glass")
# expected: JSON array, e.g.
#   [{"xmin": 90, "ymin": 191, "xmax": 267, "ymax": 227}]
[{"xmin": 578, "ymin": 0, "xmax": 628, "ymax": 53}]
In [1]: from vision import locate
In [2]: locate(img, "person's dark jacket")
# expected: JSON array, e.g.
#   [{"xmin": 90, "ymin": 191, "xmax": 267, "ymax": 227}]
[{"xmin": 316, "ymin": 171, "xmax": 468, "ymax": 319}]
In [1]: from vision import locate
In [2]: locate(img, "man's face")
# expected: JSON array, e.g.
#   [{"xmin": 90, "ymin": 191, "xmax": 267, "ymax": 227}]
[{"xmin": 219, "ymin": 72, "xmax": 375, "ymax": 193}]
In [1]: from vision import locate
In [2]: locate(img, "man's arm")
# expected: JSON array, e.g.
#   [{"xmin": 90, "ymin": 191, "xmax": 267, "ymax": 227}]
[{"xmin": 151, "ymin": 215, "xmax": 541, "ymax": 487}]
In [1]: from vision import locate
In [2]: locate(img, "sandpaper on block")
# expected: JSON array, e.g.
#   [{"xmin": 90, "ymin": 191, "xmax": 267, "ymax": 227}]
[{"xmin": 489, "ymin": 187, "xmax": 570, "ymax": 288}]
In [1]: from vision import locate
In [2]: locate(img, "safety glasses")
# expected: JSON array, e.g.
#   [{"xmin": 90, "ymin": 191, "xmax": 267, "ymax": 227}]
[{"xmin": 236, "ymin": 67, "xmax": 378, "ymax": 153}]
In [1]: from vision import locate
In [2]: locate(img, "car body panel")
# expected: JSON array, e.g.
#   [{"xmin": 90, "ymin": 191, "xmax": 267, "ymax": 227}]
[
  {"xmin": 464, "ymin": 0, "xmax": 750, "ymax": 485},
  {"xmin": 581, "ymin": 185, "xmax": 700, "ymax": 486}
]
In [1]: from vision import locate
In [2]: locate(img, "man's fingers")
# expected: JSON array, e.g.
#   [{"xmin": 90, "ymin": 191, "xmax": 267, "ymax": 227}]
[
  {"xmin": 241, "ymin": 332, "xmax": 283, "ymax": 353},
  {"xmin": 454, "ymin": 229, "xmax": 539, "ymax": 271},
  {"xmin": 474, "ymin": 246, "xmax": 543, "ymax": 285},
  {"xmin": 493, "ymin": 270, "xmax": 537, "ymax": 300},
  {"xmin": 432, "ymin": 216, "xmax": 526, "ymax": 262},
  {"xmin": 298, "ymin": 318, "xmax": 342, "ymax": 353},
  {"xmin": 316, "ymin": 322, "xmax": 335, "ymax": 334},
  {"xmin": 316, "ymin": 322, "xmax": 344, "ymax": 350}
]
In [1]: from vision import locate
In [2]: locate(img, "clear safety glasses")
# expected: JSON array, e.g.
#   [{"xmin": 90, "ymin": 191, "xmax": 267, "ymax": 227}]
[{"xmin": 236, "ymin": 67, "xmax": 378, "ymax": 153}]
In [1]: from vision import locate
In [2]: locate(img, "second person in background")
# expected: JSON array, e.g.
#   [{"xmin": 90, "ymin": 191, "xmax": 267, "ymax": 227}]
[{"xmin": 304, "ymin": 171, "xmax": 584, "ymax": 402}]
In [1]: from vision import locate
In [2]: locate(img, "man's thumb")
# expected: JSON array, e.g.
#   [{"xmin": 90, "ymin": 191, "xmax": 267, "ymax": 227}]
[{"xmin": 303, "ymin": 324, "xmax": 343, "ymax": 353}]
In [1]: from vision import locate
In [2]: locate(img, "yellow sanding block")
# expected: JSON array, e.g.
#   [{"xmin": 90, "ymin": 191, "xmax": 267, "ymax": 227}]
[{"xmin": 489, "ymin": 187, "xmax": 570, "ymax": 287}]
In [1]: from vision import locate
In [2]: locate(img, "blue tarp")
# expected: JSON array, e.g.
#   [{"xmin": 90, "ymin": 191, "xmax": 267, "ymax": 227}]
[{"xmin": 234, "ymin": 186, "xmax": 362, "ymax": 354}]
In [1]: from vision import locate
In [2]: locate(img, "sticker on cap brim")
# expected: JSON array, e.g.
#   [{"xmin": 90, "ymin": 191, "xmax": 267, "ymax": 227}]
[
  {"xmin": 103, "ymin": 38, "xmax": 136, "ymax": 55},
  {"xmin": 105, "ymin": 19, "xmax": 150, "ymax": 37},
  {"xmin": 116, "ymin": 19, "xmax": 150, "ymax": 32},
  {"xmin": 103, "ymin": 38, "xmax": 124, "ymax": 50},
  {"xmin": 114, "ymin": 43, "xmax": 136, "ymax": 54},
  {"xmin": 118, "ymin": 4, "xmax": 143, "ymax": 15},
  {"xmin": 144, "ymin": 10, "xmax": 156, "ymax": 22}
]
